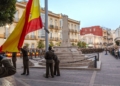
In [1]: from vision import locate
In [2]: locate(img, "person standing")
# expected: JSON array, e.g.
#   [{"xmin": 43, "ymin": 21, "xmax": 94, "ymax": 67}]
[
  {"xmin": 53, "ymin": 53, "xmax": 60, "ymax": 76},
  {"xmin": 21, "ymin": 46, "xmax": 29, "ymax": 75},
  {"xmin": 12, "ymin": 52, "xmax": 17, "ymax": 69},
  {"xmin": 39, "ymin": 48, "xmax": 42, "ymax": 58},
  {"xmin": 44, "ymin": 46, "xmax": 55, "ymax": 78}
]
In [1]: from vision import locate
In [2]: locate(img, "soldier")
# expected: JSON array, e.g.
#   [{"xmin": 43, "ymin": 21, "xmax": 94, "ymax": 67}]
[
  {"xmin": 12, "ymin": 52, "xmax": 17, "ymax": 69},
  {"xmin": 53, "ymin": 52, "xmax": 60, "ymax": 76},
  {"xmin": 0, "ymin": 53, "xmax": 16, "ymax": 78},
  {"xmin": 21, "ymin": 46, "xmax": 29, "ymax": 75},
  {"xmin": 44, "ymin": 46, "xmax": 55, "ymax": 78}
]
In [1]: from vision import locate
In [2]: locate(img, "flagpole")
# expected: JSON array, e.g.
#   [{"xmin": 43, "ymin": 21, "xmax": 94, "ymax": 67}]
[{"xmin": 45, "ymin": 0, "xmax": 49, "ymax": 52}]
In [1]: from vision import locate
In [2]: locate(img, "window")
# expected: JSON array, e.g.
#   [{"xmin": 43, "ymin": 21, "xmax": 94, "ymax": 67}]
[
  {"xmin": 14, "ymin": 10, "xmax": 19, "ymax": 18},
  {"xmin": 55, "ymin": 20, "xmax": 57, "ymax": 26},
  {"xmin": 71, "ymin": 24, "xmax": 73, "ymax": 29},
  {"xmin": 41, "ymin": 13, "xmax": 45, "ymax": 23},
  {"xmin": 50, "ymin": 18, "xmax": 53, "ymax": 25},
  {"xmin": 14, "ymin": 10, "xmax": 19, "ymax": 22},
  {"xmin": 94, "ymin": 28, "xmax": 95, "ymax": 31},
  {"xmin": 90, "ymin": 29, "xmax": 91, "ymax": 32},
  {"xmin": 31, "ymin": 43, "xmax": 35, "ymax": 48},
  {"xmin": 40, "ymin": 28, "xmax": 45, "ymax": 38},
  {"xmin": 59, "ymin": 19, "xmax": 63, "ymax": 28},
  {"xmin": 50, "ymin": 32, "xmax": 52, "ymax": 38},
  {"xmin": 74, "ymin": 25, "xmax": 76, "ymax": 30},
  {"xmin": 31, "ymin": 32, "xmax": 35, "ymax": 38},
  {"xmin": 5, "ymin": 25, "xmax": 10, "ymax": 38}
]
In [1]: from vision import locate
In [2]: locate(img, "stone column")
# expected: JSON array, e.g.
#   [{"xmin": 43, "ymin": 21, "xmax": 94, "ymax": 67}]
[{"xmin": 60, "ymin": 15, "xmax": 71, "ymax": 47}]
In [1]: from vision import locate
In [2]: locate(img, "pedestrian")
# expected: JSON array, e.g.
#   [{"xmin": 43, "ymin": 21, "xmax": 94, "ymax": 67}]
[
  {"xmin": 0, "ymin": 53, "xmax": 16, "ymax": 78},
  {"xmin": 114, "ymin": 48, "xmax": 118, "ymax": 59},
  {"xmin": 39, "ymin": 48, "xmax": 42, "ymax": 58},
  {"xmin": 21, "ymin": 46, "xmax": 29, "ymax": 75},
  {"xmin": 44, "ymin": 46, "xmax": 55, "ymax": 78},
  {"xmin": 29, "ymin": 48, "xmax": 33, "ymax": 59},
  {"xmin": 53, "ymin": 51, "xmax": 60, "ymax": 76},
  {"xmin": 12, "ymin": 52, "xmax": 17, "ymax": 69}
]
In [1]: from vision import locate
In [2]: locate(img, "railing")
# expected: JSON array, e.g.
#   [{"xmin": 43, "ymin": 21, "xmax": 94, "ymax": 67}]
[{"xmin": 49, "ymin": 25, "xmax": 54, "ymax": 29}]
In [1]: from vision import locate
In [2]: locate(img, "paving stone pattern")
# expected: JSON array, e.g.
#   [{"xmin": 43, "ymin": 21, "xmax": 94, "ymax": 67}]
[{"xmin": 0, "ymin": 51, "xmax": 120, "ymax": 86}]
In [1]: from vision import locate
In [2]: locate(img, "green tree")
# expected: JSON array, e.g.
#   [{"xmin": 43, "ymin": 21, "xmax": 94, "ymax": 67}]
[
  {"xmin": 82, "ymin": 42, "xmax": 86, "ymax": 48},
  {"xmin": 37, "ymin": 40, "xmax": 45, "ymax": 48},
  {"xmin": 56, "ymin": 42, "xmax": 61, "ymax": 46},
  {"xmin": 49, "ymin": 41, "xmax": 54, "ymax": 47},
  {"xmin": 71, "ymin": 43, "xmax": 75, "ymax": 46},
  {"xmin": 77, "ymin": 41, "xmax": 82, "ymax": 48},
  {"xmin": 24, "ymin": 43, "xmax": 29, "ymax": 48},
  {"xmin": 77, "ymin": 41, "xmax": 86, "ymax": 48},
  {"xmin": 0, "ymin": 0, "xmax": 16, "ymax": 26}
]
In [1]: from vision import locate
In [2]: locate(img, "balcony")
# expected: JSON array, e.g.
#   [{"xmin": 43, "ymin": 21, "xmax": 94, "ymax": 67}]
[
  {"xmin": 70, "ymin": 39, "xmax": 74, "ymax": 42},
  {"xmin": 49, "ymin": 25, "xmax": 54, "ymax": 29},
  {"xmin": 55, "ymin": 26, "xmax": 58, "ymax": 29},
  {"xmin": 69, "ymin": 29, "xmax": 74, "ymax": 33},
  {"xmin": 30, "ymin": 35, "xmax": 37, "ymax": 40},
  {"xmin": 75, "ymin": 30, "xmax": 78, "ymax": 33},
  {"xmin": 103, "ymin": 42, "xmax": 107, "ymax": 45},
  {"xmin": 49, "ymin": 37, "xmax": 55, "ymax": 41},
  {"xmin": 40, "ymin": 38, "xmax": 45, "ymax": 41}
]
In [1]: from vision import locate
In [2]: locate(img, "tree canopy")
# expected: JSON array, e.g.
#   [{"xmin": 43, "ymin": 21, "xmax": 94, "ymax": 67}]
[
  {"xmin": 37, "ymin": 40, "xmax": 45, "ymax": 49},
  {"xmin": 0, "ymin": 0, "xmax": 16, "ymax": 26},
  {"xmin": 77, "ymin": 41, "xmax": 86, "ymax": 48}
]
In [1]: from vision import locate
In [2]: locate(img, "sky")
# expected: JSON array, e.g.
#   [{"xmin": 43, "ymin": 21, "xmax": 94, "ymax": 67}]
[{"xmin": 19, "ymin": 0, "xmax": 120, "ymax": 30}]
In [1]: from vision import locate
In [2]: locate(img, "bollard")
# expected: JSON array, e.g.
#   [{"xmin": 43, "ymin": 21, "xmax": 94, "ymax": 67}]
[
  {"xmin": 94, "ymin": 56, "xmax": 97, "ymax": 68},
  {"xmin": 98, "ymin": 53, "xmax": 99, "ymax": 61}
]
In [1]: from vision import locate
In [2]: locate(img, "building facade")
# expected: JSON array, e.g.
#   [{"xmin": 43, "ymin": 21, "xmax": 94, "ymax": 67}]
[
  {"xmin": 0, "ymin": 1, "xmax": 80, "ymax": 49},
  {"xmin": 115, "ymin": 26, "xmax": 120, "ymax": 46},
  {"xmin": 80, "ymin": 26, "xmax": 103, "ymax": 48},
  {"xmin": 80, "ymin": 26, "xmax": 114, "ymax": 48},
  {"xmin": 102, "ymin": 27, "xmax": 114, "ymax": 48}
]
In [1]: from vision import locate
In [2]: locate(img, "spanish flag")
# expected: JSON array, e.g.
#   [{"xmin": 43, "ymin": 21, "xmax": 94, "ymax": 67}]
[{"xmin": 0, "ymin": 0, "xmax": 43, "ymax": 52}]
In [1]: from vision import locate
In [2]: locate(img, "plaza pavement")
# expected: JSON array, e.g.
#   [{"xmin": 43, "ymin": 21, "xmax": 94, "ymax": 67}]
[{"xmin": 1, "ymin": 51, "xmax": 120, "ymax": 86}]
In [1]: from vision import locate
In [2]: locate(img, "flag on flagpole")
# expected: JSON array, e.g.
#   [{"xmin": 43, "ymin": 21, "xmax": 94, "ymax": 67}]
[{"xmin": 0, "ymin": 0, "xmax": 43, "ymax": 52}]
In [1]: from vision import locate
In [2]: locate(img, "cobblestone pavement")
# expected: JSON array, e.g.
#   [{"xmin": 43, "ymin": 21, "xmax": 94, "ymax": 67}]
[{"xmin": 1, "ymin": 51, "xmax": 120, "ymax": 86}]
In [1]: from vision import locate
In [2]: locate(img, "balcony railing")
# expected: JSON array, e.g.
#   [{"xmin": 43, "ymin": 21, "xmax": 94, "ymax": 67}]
[
  {"xmin": 30, "ymin": 35, "xmax": 37, "ymax": 40},
  {"xmin": 55, "ymin": 26, "xmax": 58, "ymax": 29},
  {"xmin": 49, "ymin": 25, "xmax": 54, "ymax": 29}
]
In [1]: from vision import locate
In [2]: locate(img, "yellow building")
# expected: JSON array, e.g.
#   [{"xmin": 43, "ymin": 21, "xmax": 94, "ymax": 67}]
[
  {"xmin": 102, "ymin": 28, "xmax": 114, "ymax": 48},
  {"xmin": 0, "ymin": 2, "xmax": 80, "ymax": 49}
]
